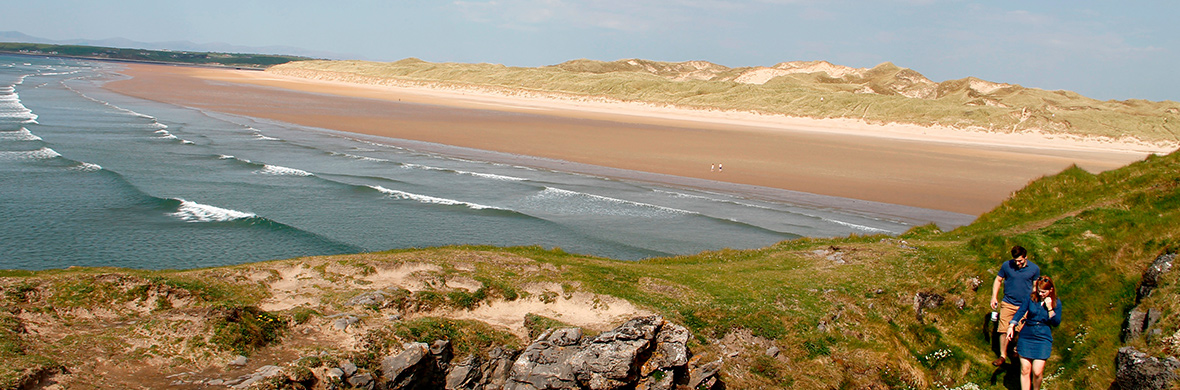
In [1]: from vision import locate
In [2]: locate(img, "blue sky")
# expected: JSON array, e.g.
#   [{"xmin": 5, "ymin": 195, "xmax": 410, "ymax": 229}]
[{"xmin": 4, "ymin": 1, "xmax": 1178, "ymax": 102}]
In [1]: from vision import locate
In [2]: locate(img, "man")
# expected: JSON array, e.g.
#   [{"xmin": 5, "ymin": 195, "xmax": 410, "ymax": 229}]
[{"xmin": 990, "ymin": 245, "xmax": 1040, "ymax": 366}]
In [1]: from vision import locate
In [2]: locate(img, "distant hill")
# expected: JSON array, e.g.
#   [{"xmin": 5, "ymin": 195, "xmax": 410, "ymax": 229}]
[
  {"xmin": 272, "ymin": 58, "xmax": 1180, "ymax": 145},
  {"xmin": 0, "ymin": 41, "xmax": 310, "ymax": 69},
  {"xmin": 0, "ymin": 31, "xmax": 352, "ymax": 60}
]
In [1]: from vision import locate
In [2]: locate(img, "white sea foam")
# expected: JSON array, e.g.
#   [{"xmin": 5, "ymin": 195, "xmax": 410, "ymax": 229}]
[
  {"xmin": 254, "ymin": 133, "xmax": 280, "ymax": 141},
  {"xmin": 652, "ymin": 189, "xmax": 774, "ymax": 210},
  {"xmin": 826, "ymin": 219, "xmax": 894, "ymax": 234},
  {"xmin": 218, "ymin": 154, "xmax": 235, "ymax": 160},
  {"xmin": 0, "ymin": 147, "xmax": 61, "ymax": 160},
  {"xmin": 369, "ymin": 185, "xmax": 502, "ymax": 210},
  {"xmin": 330, "ymin": 151, "xmax": 391, "ymax": 163},
  {"xmin": 181, "ymin": 140, "xmax": 195, "ymax": 145},
  {"xmin": 168, "ymin": 199, "xmax": 256, "ymax": 222},
  {"xmin": 70, "ymin": 162, "xmax": 102, "ymax": 172},
  {"xmin": 535, "ymin": 187, "xmax": 693, "ymax": 215},
  {"xmin": 460, "ymin": 171, "xmax": 528, "ymax": 181},
  {"xmin": 257, "ymin": 164, "xmax": 314, "ymax": 176},
  {"xmin": 0, "ymin": 128, "xmax": 42, "ymax": 141}
]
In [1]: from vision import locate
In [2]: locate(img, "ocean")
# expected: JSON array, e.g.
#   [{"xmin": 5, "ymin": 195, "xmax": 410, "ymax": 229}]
[{"xmin": 0, "ymin": 54, "xmax": 924, "ymax": 270}]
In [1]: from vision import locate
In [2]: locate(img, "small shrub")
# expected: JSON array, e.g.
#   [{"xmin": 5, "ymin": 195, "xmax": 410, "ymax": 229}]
[{"xmin": 209, "ymin": 306, "xmax": 287, "ymax": 354}]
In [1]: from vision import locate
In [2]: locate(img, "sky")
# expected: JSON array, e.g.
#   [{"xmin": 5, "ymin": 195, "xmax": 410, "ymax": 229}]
[{"xmin": 4, "ymin": 1, "xmax": 1178, "ymax": 102}]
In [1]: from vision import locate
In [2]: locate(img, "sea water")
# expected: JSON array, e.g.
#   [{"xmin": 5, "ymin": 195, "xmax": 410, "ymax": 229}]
[{"xmin": 0, "ymin": 55, "xmax": 918, "ymax": 270}]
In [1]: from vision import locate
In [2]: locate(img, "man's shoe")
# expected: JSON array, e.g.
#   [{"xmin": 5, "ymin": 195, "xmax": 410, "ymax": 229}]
[{"xmin": 992, "ymin": 357, "xmax": 1006, "ymax": 366}]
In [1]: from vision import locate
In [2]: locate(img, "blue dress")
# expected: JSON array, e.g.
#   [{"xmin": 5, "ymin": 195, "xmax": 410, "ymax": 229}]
[{"xmin": 1010, "ymin": 295, "xmax": 1062, "ymax": 360}]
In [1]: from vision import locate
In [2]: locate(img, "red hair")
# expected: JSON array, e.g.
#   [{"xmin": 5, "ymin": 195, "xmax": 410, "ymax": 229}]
[{"xmin": 1030, "ymin": 276, "xmax": 1058, "ymax": 303}]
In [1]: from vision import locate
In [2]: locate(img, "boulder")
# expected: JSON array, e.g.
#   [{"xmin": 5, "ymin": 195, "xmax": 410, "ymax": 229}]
[
  {"xmin": 381, "ymin": 342, "xmax": 440, "ymax": 389},
  {"xmin": 445, "ymin": 355, "xmax": 482, "ymax": 390},
  {"xmin": 1116, "ymin": 347, "xmax": 1180, "ymax": 390},
  {"xmin": 570, "ymin": 315, "xmax": 662, "ymax": 390}
]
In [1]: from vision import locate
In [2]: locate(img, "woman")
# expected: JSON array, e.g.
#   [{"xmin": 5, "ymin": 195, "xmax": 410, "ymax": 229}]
[{"xmin": 1005, "ymin": 276, "xmax": 1062, "ymax": 390}]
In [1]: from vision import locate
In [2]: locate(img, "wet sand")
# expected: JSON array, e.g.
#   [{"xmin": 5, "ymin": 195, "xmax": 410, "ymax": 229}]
[{"xmin": 101, "ymin": 63, "xmax": 1157, "ymax": 220}]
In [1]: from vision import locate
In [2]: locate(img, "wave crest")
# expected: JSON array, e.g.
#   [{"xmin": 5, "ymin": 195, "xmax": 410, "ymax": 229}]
[
  {"xmin": 168, "ymin": 199, "xmax": 256, "ymax": 222},
  {"xmin": 369, "ymin": 185, "xmax": 502, "ymax": 210},
  {"xmin": 257, "ymin": 164, "xmax": 314, "ymax": 176}
]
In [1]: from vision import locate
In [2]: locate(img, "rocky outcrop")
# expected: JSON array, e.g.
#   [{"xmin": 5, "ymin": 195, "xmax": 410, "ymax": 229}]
[
  {"xmin": 1126, "ymin": 253, "xmax": 1177, "ymax": 342},
  {"xmin": 371, "ymin": 315, "xmax": 715, "ymax": 390},
  {"xmin": 1137, "ymin": 253, "xmax": 1176, "ymax": 303},
  {"xmin": 1116, "ymin": 347, "xmax": 1180, "ymax": 390}
]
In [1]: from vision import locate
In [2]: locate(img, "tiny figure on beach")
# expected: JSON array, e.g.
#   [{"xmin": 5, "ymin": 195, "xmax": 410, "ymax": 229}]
[
  {"xmin": 990, "ymin": 245, "xmax": 1039, "ymax": 367},
  {"xmin": 1006, "ymin": 276, "xmax": 1061, "ymax": 390},
  {"xmin": 717, "ymin": 163, "xmax": 723, "ymax": 172},
  {"xmin": 711, "ymin": 164, "xmax": 715, "ymax": 172}
]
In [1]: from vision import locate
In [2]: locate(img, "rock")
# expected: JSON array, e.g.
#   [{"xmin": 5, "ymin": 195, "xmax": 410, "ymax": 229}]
[
  {"xmin": 207, "ymin": 379, "xmax": 224, "ymax": 385},
  {"xmin": 380, "ymin": 342, "xmax": 439, "ymax": 389},
  {"xmin": 445, "ymin": 355, "xmax": 481, "ymax": 390},
  {"xmin": 1116, "ymin": 347, "xmax": 1180, "ymax": 390},
  {"xmin": 1138, "ymin": 253, "xmax": 1177, "ymax": 302},
  {"xmin": 640, "ymin": 321, "xmax": 689, "ymax": 376},
  {"xmin": 480, "ymin": 347, "xmax": 520, "ymax": 389},
  {"xmin": 347, "ymin": 290, "xmax": 391, "ymax": 308},
  {"xmin": 326, "ymin": 367, "xmax": 344, "ymax": 381},
  {"xmin": 913, "ymin": 291, "xmax": 944, "ymax": 321},
  {"xmin": 231, "ymin": 365, "xmax": 284, "ymax": 389},
  {"xmin": 340, "ymin": 360, "xmax": 358, "ymax": 377},
  {"xmin": 506, "ymin": 328, "xmax": 583, "ymax": 390},
  {"xmin": 1127, "ymin": 308, "xmax": 1149, "ymax": 341},
  {"xmin": 570, "ymin": 315, "xmax": 662, "ymax": 390},
  {"xmin": 688, "ymin": 357, "xmax": 723, "ymax": 389},
  {"xmin": 228, "ymin": 355, "xmax": 248, "ymax": 366},
  {"xmin": 766, "ymin": 346, "xmax": 780, "ymax": 358},
  {"xmin": 635, "ymin": 368, "xmax": 674, "ymax": 390},
  {"xmin": 348, "ymin": 372, "xmax": 374, "ymax": 389},
  {"xmin": 333, "ymin": 315, "xmax": 360, "ymax": 332}
]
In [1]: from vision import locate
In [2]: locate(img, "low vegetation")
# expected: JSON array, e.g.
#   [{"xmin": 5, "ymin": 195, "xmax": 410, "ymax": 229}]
[
  {"xmin": 0, "ymin": 42, "xmax": 309, "ymax": 69},
  {"xmin": 271, "ymin": 58, "xmax": 1180, "ymax": 144},
  {"xmin": 1, "ymin": 153, "xmax": 1178, "ymax": 388}
]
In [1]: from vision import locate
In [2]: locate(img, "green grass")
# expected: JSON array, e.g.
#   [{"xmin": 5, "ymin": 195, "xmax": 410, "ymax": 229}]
[{"xmin": 272, "ymin": 58, "xmax": 1180, "ymax": 143}]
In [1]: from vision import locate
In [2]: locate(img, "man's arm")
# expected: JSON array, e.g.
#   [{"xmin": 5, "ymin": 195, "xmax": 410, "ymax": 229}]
[{"xmin": 991, "ymin": 275, "xmax": 1004, "ymax": 309}]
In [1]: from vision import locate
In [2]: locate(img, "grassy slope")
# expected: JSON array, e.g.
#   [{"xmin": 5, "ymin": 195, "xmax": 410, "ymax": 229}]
[
  {"xmin": 270, "ymin": 58, "xmax": 1180, "ymax": 144},
  {"xmin": 1, "ymin": 151, "xmax": 1178, "ymax": 388}
]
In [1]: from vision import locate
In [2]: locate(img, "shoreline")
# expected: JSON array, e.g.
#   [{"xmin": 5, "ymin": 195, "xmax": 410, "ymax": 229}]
[{"xmin": 100, "ymin": 63, "xmax": 1165, "ymax": 216}]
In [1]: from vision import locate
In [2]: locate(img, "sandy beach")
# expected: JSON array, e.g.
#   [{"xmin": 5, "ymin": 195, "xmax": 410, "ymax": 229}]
[{"xmin": 101, "ymin": 63, "xmax": 1168, "ymax": 217}]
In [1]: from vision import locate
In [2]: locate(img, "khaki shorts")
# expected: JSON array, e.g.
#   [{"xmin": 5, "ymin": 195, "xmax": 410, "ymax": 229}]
[{"xmin": 997, "ymin": 301, "xmax": 1025, "ymax": 333}]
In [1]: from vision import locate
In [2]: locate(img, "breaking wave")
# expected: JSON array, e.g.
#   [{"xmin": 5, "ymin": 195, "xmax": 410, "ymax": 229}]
[
  {"xmin": 369, "ymin": 185, "xmax": 505, "ymax": 210},
  {"xmin": 167, "ymin": 199, "xmax": 257, "ymax": 222}
]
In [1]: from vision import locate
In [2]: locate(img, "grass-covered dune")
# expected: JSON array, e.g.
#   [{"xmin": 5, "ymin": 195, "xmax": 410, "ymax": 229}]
[
  {"xmin": 3, "ymin": 151, "xmax": 1179, "ymax": 388},
  {"xmin": 270, "ymin": 58, "xmax": 1180, "ymax": 145}
]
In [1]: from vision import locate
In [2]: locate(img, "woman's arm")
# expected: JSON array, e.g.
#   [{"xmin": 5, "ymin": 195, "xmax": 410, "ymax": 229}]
[{"xmin": 1046, "ymin": 298, "xmax": 1062, "ymax": 326}]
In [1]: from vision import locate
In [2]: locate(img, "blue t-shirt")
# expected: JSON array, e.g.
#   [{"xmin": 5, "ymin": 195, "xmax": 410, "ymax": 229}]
[{"xmin": 998, "ymin": 259, "xmax": 1040, "ymax": 305}]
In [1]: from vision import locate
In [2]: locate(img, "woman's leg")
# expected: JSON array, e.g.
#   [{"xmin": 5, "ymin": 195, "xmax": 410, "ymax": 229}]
[
  {"xmin": 1031, "ymin": 359, "xmax": 1047, "ymax": 390},
  {"xmin": 1019, "ymin": 357, "xmax": 1033, "ymax": 390}
]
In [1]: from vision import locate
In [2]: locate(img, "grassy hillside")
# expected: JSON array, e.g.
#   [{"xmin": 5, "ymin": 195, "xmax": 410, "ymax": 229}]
[
  {"xmin": 1, "ymin": 150, "xmax": 1178, "ymax": 388},
  {"xmin": 0, "ymin": 42, "xmax": 309, "ymax": 69},
  {"xmin": 270, "ymin": 58, "xmax": 1180, "ymax": 144}
]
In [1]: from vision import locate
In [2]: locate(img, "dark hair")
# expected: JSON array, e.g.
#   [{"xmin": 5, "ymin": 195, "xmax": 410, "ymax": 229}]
[
  {"xmin": 1011, "ymin": 245, "xmax": 1027, "ymax": 259},
  {"xmin": 1030, "ymin": 276, "xmax": 1058, "ymax": 304}
]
